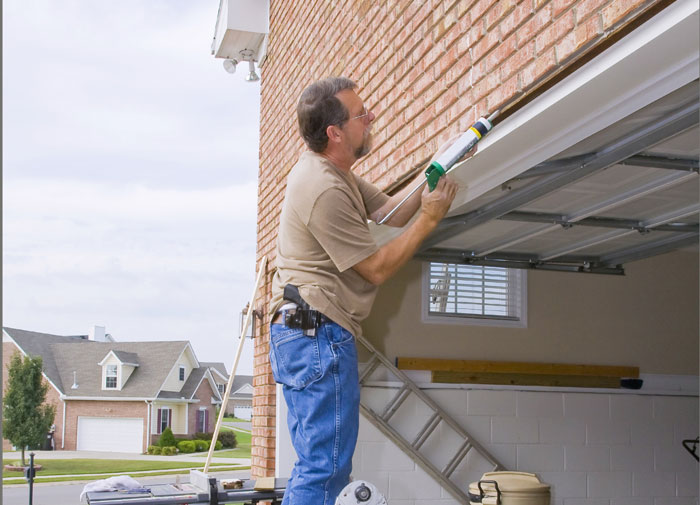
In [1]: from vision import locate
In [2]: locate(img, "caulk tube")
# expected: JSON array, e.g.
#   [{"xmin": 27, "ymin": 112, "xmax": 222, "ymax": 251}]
[{"xmin": 424, "ymin": 116, "xmax": 494, "ymax": 191}]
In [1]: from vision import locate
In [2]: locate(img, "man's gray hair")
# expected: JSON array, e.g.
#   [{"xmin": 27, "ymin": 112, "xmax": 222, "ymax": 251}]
[{"xmin": 297, "ymin": 77, "xmax": 357, "ymax": 153}]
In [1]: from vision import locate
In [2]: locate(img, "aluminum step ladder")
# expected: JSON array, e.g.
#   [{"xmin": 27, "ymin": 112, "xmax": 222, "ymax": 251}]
[{"xmin": 356, "ymin": 334, "xmax": 506, "ymax": 504}]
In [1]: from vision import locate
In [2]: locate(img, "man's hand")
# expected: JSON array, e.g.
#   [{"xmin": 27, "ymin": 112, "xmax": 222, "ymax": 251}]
[
  {"xmin": 353, "ymin": 175, "xmax": 458, "ymax": 285},
  {"xmin": 420, "ymin": 175, "xmax": 458, "ymax": 225}
]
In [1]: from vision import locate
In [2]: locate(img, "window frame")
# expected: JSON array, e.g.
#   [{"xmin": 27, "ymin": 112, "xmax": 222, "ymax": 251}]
[
  {"xmin": 158, "ymin": 407, "xmax": 171, "ymax": 434},
  {"xmin": 179, "ymin": 365, "xmax": 185, "ymax": 381},
  {"xmin": 104, "ymin": 364, "xmax": 119, "ymax": 389},
  {"xmin": 421, "ymin": 262, "xmax": 528, "ymax": 328}
]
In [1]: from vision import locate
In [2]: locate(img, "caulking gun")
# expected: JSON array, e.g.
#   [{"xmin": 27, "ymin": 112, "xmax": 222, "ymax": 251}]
[{"xmin": 377, "ymin": 110, "xmax": 499, "ymax": 225}]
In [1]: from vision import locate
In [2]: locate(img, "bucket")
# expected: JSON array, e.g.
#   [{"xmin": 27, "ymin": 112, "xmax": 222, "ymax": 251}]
[{"xmin": 468, "ymin": 472, "xmax": 550, "ymax": 505}]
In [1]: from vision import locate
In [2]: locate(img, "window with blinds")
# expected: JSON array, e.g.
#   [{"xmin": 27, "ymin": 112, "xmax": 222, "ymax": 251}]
[{"xmin": 423, "ymin": 262, "xmax": 526, "ymax": 326}]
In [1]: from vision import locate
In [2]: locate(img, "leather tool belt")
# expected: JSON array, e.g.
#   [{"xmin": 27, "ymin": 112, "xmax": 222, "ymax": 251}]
[{"xmin": 274, "ymin": 285, "xmax": 330, "ymax": 334}]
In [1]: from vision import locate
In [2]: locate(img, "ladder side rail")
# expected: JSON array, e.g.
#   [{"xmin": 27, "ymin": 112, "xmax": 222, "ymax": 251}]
[
  {"xmin": 359, "ymin": 403, "xmax": 471, "ymax": 505},
  {"xmin": 356, "ymin": 335, "xmax": 506, "ymax": 470}
]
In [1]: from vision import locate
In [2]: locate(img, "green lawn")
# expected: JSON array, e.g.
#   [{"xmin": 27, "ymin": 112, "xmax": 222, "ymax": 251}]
[
  {"xmin": 222, "ymin": 416, "xmax": 249, "ymax": 422},
  {"xmin": 3, "ymin": 459, "xmax": 248, "ymax": 485},
  {"xmin": 216, "ymin": 427, "xmax": 251, "ymax": 459},
  {"xmin": 2, "ymin": 459, "xmax": 234, "ymax": 478}
]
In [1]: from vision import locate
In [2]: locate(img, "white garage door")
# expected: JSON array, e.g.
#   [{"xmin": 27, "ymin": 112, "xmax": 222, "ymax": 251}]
[
  {"xmin": 234, "ymin": 406, "xmax": 252, "ymax": 420},
  {"xmin": 77, "ymin": 417, "xmax": 143, "ymax": 453}
]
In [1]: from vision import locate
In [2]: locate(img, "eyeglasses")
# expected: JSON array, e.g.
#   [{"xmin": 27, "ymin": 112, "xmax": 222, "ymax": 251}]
[{"xmin": 348, "ymin": 106, "xmax": 371, "ymax": 123}]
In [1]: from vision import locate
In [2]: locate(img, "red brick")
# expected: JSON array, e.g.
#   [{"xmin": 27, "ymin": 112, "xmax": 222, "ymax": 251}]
[
  {"xmin": 601, "ymin": 0, "xmax": 644, "ymax": 29},
  {"xmin": 535, "ymin": 9, "xmax": 575, "ymax": 53},
  {"xmin": 498, "ymin": 1, "xmax": 534, "ymax": 40},
  {"xmin": 521, "ymin": 48, "xmax": 557, "ymax": 89},
  {"xmin": 516, "ymin": 4, "xmax": 552, "ymax": 47}
]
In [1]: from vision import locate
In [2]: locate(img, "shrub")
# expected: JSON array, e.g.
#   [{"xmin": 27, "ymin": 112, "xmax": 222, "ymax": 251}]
[
  {"xmin": 177, "ymin": 440, "xmax": 196, "ymax": 454},
  {"xmin": 192, "ymin": 439, "xmax": 208, "ymax": 452},
  {"xmin": 193, "ymin": 432, "xmax": 212, "ymax": 441},
  {"xmin": 151, "ymin": 446, "xmax": 162, "ymax": 455},
  {"xmin": 218, "ymin": 430, "xmax": 237, "ymax": 449},
  {"xmin": 214, "ymin": 440, "xmax": 223, "ymax": 450},
  {"xmin": 158, "ymin": 427, "xmax": 177, "ymax": 448},
  {"xmin": 161, "ymin": 446, "xmax": 177, "ymax": 456},
  {"xmin": 147, "ymin": 445, "xmax": 158, "ymax": 455}
]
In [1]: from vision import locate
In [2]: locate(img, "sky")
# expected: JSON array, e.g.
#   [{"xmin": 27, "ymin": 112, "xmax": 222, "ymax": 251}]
[{"xmin": 3, "ymin": 0, "xmax": 261, "ymax": 374}]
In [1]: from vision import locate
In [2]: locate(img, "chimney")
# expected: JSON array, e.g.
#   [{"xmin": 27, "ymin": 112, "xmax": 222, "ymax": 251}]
[{"xmin": 88, "ymin": 325, "xmax": 107, "ymax": 342}]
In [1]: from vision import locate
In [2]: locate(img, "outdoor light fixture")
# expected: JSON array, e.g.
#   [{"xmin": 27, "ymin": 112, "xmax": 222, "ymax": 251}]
[
  {"xmin": 223, "ymin": 58, "xmax": 238, "ymax": 74},
  {"xmin": 221, "ymin": 49, "xmax": 259, "ymax": 82},
  {"xmin": 245, "ymin": 60, "xmax": 260, "ymax": 82}
]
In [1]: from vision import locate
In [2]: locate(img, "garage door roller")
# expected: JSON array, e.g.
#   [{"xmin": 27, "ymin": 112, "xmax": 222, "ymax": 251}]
[{"xmin": 468, "ymin": 472, "xmax": 550, "ymax": 505}]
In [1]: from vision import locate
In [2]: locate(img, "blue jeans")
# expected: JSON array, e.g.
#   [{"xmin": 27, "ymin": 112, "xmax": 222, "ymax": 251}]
[{"xmin": 269, "ymin": 321, "xmax": 360, "ymax": 505}]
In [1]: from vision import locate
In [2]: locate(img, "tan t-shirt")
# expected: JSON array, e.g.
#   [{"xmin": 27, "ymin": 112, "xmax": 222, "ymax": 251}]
[{"xmin": 270, "ymin": 151, "xmax": 389, "ymax": 337}]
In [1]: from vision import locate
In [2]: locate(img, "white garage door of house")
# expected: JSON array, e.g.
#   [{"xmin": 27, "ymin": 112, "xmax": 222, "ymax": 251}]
[
  {"xmin": 77, "ymin": 417, "xmax": 143, "ymax": 453},
  {"xmin": 234, "ymin": 406, "xmax": 252, "ymax": 420}
]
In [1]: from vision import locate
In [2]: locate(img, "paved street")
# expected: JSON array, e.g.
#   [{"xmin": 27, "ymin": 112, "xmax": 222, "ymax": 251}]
[{"xmin": 3, "ymin": 469, "xmax": 251, "ymax": 505}]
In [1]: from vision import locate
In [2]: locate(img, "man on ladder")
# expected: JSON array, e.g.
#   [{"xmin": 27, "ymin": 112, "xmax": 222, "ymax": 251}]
[{"xmin": 269, "ymin": 76, "xmax": 458, "ymax": 505}]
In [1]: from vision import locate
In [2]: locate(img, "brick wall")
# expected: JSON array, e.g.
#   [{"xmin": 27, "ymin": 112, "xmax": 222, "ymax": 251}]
[
  {"xmin": 189, "ymin": 378, "xmax": 216, "ymax": 435},
  {"xmin": 2, "ymin": 342, "xmax": 63, "ymax": 451},
  {"xmin": 255, "ymin": 0, "xmax": 665, "ymax": 477},
  {"xmin": 63, "ymin": 400, "xmax": 148, "ymax": 451}
]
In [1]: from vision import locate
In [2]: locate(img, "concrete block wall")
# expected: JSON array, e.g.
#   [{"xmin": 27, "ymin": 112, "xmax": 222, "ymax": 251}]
[
  {"xmin": 256, "ymin": 0, "xmax": 668, "ymax": 478},
  {"xmin": 351, "ymin": 387, "xmax": 699, "ymax": 504}
]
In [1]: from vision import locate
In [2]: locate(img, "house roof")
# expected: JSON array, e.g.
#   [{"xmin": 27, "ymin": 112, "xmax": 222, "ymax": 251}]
[
  {"xmin": 3, "ymin": 327, "xmax": 203, "ymax": 400},
  {"xmin": 229, "ymin": 375, "xmax": 253, "ymax": 397},
  {"xmin": 201, "ymin": 361, "xmax": 228, "ymax": 379},
  {"xmin": 112, "ymin": 350, "xmax": 139, "ymax": 366},
  {"xmin": 3, "ymin": 327, "xmax": 89, "ymax": 392}
]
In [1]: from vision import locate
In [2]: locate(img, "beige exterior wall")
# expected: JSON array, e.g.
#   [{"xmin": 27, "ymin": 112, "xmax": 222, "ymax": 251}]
[
  {"xmin": 364, "ymin": 250, "xmax": 699, "ymax": 374},
  {"xmin": 161, "ymin": 349, "xmax": 197, "ymax": 392}
]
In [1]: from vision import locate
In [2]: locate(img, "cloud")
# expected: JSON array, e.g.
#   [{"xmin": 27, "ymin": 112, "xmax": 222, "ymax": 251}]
[{"xmin": 3, "ymin": 0, "xmax": 266, "ymax": 370}]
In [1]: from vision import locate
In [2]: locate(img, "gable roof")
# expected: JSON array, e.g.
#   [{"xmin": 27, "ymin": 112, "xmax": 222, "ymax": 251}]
[
  {"xmin": 3, "ymin": 327, "xmax": 199, "ymax": 399},
  {"xmin": 228, "ymin": 375, "xmax": 253, "ymax": 397},
  {"xmin": 112, "ymin": 350, "xmax": 140, "ymax": 366},
  {"xmin": 201, "ymin": 361, "xmax": 228, "ymax": 380}
]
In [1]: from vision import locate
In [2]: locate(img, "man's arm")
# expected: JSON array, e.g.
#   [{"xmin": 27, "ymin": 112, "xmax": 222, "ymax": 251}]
[{"xmin": 353, "ymin": 176, "xmax": 458, "ymax": 285}]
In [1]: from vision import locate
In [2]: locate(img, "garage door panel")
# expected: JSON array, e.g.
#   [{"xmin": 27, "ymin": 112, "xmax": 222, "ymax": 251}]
[{"xmin": 77, "ymin": 417, "xmax": 143, "ymax": 453}]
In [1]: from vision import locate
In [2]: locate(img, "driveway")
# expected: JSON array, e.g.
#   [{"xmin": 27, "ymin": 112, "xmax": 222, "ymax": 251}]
[{"xmin": 223, "ymin": 421, "xmax": 251, "ymax": 431}]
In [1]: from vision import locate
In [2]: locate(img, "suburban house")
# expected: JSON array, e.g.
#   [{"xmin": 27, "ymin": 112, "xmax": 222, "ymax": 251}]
[
  {"xmin": 2, "ymin": 326, "xmax": 222, "ymax": 453},
  {"xmin": 226, "ymin": 375, "xmax": 254, "ymax": 421},
  {"xmin": 214, "ymin": 0, "xmax": 698, "ymax": 502},
  {"xmin": 201, "ymin": 362, "xmax": 253, "ymax": 420}
]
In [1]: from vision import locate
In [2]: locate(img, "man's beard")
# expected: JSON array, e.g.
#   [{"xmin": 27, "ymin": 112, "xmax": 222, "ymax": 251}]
[{"xmin": 354, "ymin": 131, "xmax": 372, "ymax": 158}]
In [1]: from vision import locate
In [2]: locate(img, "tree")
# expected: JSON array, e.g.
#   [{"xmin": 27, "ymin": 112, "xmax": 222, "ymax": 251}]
[{"xmin": 3, "ymin": 354, "xmax": 56, "ymax": 465}]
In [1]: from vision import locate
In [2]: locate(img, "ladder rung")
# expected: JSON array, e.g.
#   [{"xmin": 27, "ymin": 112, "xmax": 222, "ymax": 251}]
[
  {"xmin": 358, "ymin": 355, "xmax": 381, "ymax": 384},
  {"xmin": 381, "ymin": 386, "xmax": 410, "ymax": 422},
  {"xmin": 411, "ymin": 412, "xmax": 442, "ymax": 450},
  {"xmin": 441, "ymin": 440, "xmax": 472, "ymax": 478}
]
